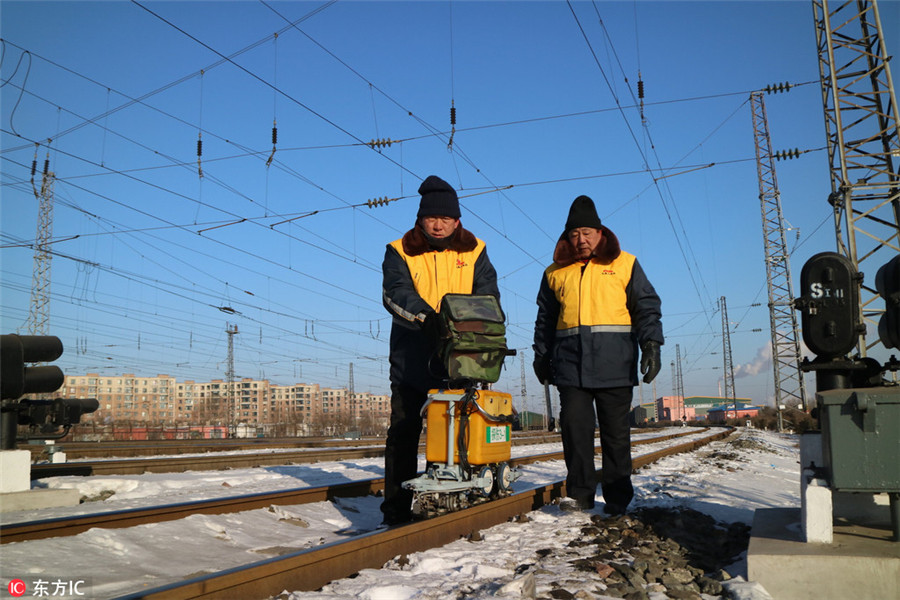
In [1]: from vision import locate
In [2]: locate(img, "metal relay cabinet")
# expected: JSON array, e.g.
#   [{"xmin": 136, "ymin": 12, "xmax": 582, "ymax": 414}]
[{"xmin": 817, "ymin": 387, "xmax": 900, "ymax": 492}]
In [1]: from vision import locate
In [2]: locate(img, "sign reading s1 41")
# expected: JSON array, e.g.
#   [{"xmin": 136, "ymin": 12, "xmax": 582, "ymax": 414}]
[{"xmin": 808, "ymin": 283, "xmax": 846, "ymax": 299}]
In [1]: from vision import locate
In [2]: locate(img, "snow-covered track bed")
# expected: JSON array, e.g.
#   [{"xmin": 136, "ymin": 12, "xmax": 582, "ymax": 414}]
[
  {"xmin": 5, "ymin": 429, "xmax": 710, "ymax": 544},
  {"xmin": 103, "ymin": 428, "xmax": 732, "ymax": 600}
]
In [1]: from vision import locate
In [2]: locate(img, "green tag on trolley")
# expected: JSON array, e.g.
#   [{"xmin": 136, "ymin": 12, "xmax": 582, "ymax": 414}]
[{"xmin": 485, "ymin": 425, "xmax": 510, "ymax": 444}]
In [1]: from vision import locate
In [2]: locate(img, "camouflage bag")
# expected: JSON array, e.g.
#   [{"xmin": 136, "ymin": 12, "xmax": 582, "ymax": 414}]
[{"xmin": 437, "ymin": 294, "xmax": 510, "ymax": 384}]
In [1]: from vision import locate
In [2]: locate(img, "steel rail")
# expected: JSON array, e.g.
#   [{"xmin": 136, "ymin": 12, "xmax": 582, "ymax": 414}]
[
  {"xmin": 23, "ymin": 431, "xmax": 565, "ymax": 460},
  {"xmin": 30, "ymin": 432, "xmax": 566, "ymax": 478},
  {"xmin": 101, "ymin": 428, "xmax": 731, "ymax": 600},
  {"xmin": 3, "ymin": 428, "xmax": 707, "ymax": 544}
]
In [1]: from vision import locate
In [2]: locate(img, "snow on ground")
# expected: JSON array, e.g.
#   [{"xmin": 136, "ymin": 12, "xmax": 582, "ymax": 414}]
[{"xmin": 0, "ymin": 427, "xmax": 800, "ymax": 599}]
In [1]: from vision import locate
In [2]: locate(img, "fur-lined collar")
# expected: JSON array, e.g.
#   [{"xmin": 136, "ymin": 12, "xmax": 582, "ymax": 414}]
[
  {"xmin": 552, "ymin": 225, "xmax": 621, "ymax": 267},
  {"xmin": 401, "ymin": 222, "xmax": 478, "ymax": 256}
]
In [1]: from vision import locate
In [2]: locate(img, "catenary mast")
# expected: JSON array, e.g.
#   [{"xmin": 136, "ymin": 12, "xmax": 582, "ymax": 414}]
[
  {"xmin": 813, "ymin": 0, "xmax": 900, "ymax": 356},
  {"xmin": 750, "ymin": 92, "xmax": 809, "ymax": 411}
]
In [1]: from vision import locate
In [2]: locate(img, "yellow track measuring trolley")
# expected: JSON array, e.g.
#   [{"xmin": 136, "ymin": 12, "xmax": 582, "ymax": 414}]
[{"xmin": 402, "ymin": 294, "xmax": 520, "ymax": 517}]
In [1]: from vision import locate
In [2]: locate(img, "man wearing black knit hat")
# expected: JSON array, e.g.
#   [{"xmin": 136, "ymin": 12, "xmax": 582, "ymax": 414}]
[
  {"xmin": 533, "ymin": 195, "xmax": 663, "ymax": 515},
  {"xmin": 380, "ymin": 174, "xmax": 500, "ymax": 525}
]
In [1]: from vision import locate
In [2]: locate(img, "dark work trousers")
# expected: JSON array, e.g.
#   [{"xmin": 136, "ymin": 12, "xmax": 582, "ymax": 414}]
[
  {"xmin": 381, "ymin": 382, "xmax": 428, "ymax": 522},
  {"xmin": 558, "ymin": 385, "xmax": 635, "ymax": 509}
]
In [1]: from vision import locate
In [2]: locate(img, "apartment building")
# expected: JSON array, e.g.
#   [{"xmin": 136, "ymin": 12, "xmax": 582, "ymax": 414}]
[{"xmin": 58, "ymin": 374, "xmax": 390, "ymax": 429}]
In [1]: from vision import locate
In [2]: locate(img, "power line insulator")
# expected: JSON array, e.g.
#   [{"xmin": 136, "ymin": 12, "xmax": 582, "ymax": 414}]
[
  {"xmin": 196, "ymin": 134, "xmax": 203, "ymax": 179},
  {"xmin": 30, "ymin": 160, "xmax": 37, "ymax": 178},
  {"xmin": 765, "ymin": 81, "xmax": 793, "ymax": 94},
  {"xmin": 43, "ymin": 159, "xmax": 49, "ymax": 175},
  {"xmin": 366, "ymin": 196, "xmax": 394, "ymax": 208},
  {"xmin": 774, "ymin": 148, "xmax": 801, "ymax": 161},
  {"xmin": 271, "ymin": 126, "xmax": 278, "ymax": 145},
  {"xmin": 450, "ymin": 105, "xmax": 457, "ymax": 126},
  {"xmin": 367, "ymin": 138, "xmax": 394, "ymax": 149},
  {"xmin": 637, "ymin": 78, "xmax": 645, "ymax": 100}
]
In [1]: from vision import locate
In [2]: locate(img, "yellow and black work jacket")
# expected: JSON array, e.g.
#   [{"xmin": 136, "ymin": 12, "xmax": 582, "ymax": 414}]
[
  {"xmin": 383, "ymin": 223, "xmax": 499, "ymax": 390},
  {"xmin": 533, "ymin": 226, "xmax": 663, "ymax": 389}
]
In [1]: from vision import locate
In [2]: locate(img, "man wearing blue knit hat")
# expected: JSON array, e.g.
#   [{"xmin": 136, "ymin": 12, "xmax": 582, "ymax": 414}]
[
  {"xmin": 380, "ymin": 175, "xmax": 500, "ymax": 525},
  {"xmin": 533, "ymin": 195, "xmax": 663, "ymax": 515}
]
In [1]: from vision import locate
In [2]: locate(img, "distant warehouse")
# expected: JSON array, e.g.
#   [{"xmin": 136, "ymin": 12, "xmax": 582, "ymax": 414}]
[
  {"xmin": 632, "ymin": 396, "xmax": 760, "ymax": 424},
  {"xmin": 706, "ymin": 402, "xmax": 763, "ymax": 423}
]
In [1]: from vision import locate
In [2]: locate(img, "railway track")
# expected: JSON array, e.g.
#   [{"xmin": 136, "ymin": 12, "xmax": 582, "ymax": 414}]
[
  {"xmin": 3, "ymin": 429, "xmax": 702, "ymax": 544},
  {"xmin": 24, "ymin": 431, "xmax": 566, "ymax": 460},
  {"xmin": 29, "ymin": 432, "xmax": 566, "ymax": 479},
  {"xmin": 104, "ymin": 427, "xmax": 731, "ymax": 600}
]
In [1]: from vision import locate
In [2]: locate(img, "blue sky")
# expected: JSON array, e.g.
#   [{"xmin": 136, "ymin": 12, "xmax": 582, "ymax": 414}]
[{"xmin": 2, "ymin": 0, "xmax": 897, "ymax": 410}]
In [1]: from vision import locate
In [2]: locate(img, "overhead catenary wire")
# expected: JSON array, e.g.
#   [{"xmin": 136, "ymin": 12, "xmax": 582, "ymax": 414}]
[
  {"xmin": 130, "ymin": 0, "xmax": 422, "ymax": 183},
  {"xmin": 3, "ymin": 28, "xmax": 803, "ymax": 277},
  {"xmin": 568, "ymin": 1, "xmax": 715, "ymax": 310},
  {"xmin": 0, "ymin": 2, "xmax": 339, "ymax": 156},
  {"xmin": 266, "ymin": 33, "xmax": 278, "ymax": 169},
  {"xmin": 1, "ymin": 4, "xmax": 826, "ymax": 393}
]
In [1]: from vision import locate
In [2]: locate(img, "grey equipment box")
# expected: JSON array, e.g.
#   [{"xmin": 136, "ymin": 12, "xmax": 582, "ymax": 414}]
[{"xmin": 817, "ymin": 387, "xmax": 900, "ymax": 492}]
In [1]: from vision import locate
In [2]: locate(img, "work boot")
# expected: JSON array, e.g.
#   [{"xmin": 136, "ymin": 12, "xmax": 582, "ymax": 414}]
[{"xmin": 559, "ymin": 496, "xmax": 595, "ymax": 513}]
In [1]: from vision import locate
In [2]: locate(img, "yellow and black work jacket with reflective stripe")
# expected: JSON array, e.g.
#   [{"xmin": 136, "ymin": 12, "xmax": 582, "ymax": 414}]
[
  {"xmin": 382, "ymin": 224, "xmax": 499, "ymax": 390},
  {"xmin": 534, "ymin": 244, "xmax": 662, "ymax": 389}
]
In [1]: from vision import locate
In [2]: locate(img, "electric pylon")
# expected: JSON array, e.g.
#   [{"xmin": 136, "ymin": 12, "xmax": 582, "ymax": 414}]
[
  {"xmin": 750, "ymin": 92, "xmax": 809, "ymax": 411},
  {"xmin": 519, "ymin": 351, "xmax": 528, "ymax": 429},
  {"xmin": 674, "ymin": 344, "xmax": 685, "ymax": 421},
  {"xmin": 813, "ymin": 0, "xmax": 900, "ymax": 356},
  {"xmin": 720, "ymin": 297, "xmax": 737, "ymax": 401},
  {"xmin": 226, "ymin": 323, "xmax": 239, "ymax": 433},
  {"xmin": 26, "ymin": 169, "xmax": 55, "ymax": 336}
]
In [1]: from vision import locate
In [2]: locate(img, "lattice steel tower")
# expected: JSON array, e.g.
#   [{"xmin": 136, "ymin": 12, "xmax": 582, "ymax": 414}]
[
  {"xmin": 519, "ymin": 351, "xmax": 529, "ymax": 426},
  {"xmin": 674, "ymin": 344, "xmax": 685, "ymax": 421},
  {"xmin": 813, "ymin": 0, "xmax": 900, "ymax": 356},
  {"xmin": 26, "ymin": 168, "xmax": 55, "ymax": 336},
  {"xmin": 720, "ymin": 297, "xmax": 737, "ymax": 401},
  {"xmin": 751, "ymin": 92, "xmax": 809, "ymax": 410},
  {"xmin": 226, "ymin": 323, "xmax": 239, "ymax": 431}
]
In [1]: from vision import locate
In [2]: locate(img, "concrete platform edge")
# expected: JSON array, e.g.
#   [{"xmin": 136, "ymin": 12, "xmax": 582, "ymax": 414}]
[
  {"xmin": 748, "ymin": 507, "xmax": 899, "ymax": 600},
  {"xmin": 0, "ymin": 488, "xmax": 81, "ymax": 513}
]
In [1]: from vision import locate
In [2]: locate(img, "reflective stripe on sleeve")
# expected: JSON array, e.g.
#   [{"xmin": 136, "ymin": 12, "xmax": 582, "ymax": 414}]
[{"xmin": 556, "ymin": 325, "xmax": 633, "ymax": 336}]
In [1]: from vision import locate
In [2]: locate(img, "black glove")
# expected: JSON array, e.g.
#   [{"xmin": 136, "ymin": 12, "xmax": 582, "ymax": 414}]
[
  {"xmin": 421, "ymin": 311, "xmax": 443, "ymax": 345},
  {"xmin": 640, "ymin": 340, "xmax": 661, "ymax": 384},
  {"xmin": 533, "ymin": 354, "xmax": 552, "ymax": 384}
]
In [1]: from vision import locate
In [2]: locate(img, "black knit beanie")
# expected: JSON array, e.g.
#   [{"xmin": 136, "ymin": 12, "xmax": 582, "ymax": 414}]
[
  {"xmin": 564, "ymin": 195, "xmax": 603, "ymax": 232},
  {"xmin": 417, "ymin": 175, "xmax": 460, "ymax": 219}
]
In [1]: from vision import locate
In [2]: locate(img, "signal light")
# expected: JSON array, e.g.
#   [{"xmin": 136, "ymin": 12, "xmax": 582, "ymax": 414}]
[
  {"xmin": 796, "ymin": 252, "xmax": 864, "ymax": 359},
  {"xmin": 875, "ymin": 255, "xmax": 900, "ymax": 349},
  {"xmin": 17, "ymin": 397, "xmax": 100, "ymax": 434},
  {"xmin": 0, "ymin": 334, "xmax": 65, "ymax": 400}
]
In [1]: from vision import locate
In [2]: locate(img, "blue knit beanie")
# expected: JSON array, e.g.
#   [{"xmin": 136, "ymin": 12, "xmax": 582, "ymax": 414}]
[
  {"xmin": 417, "ymin": 175, "xmax": 460, "ymax": 219},
  {"xmin": 565, "ymin": 195, "xmax": 603, "ymax": 232}
]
